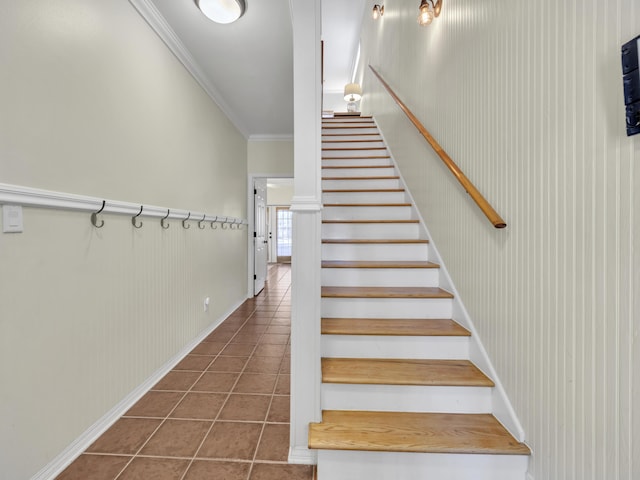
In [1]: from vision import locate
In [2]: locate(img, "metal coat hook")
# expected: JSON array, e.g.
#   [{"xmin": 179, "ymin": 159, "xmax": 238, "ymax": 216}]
[
  {"xmin": 198, "ymin": 214, "xmax": 206, "ymax": 229},
  {"xmin": 231, "ymin": 219, "xmax": 240, "ymax": 229},
  {"xmin": 221, "ymin": 217, "xmax": 228, "ymax": 229},
  {"xmin": 182, "ymin": 212, "xmax": 191, "ymax": 229},
  {"xmin": 132, "ymin": 205, "xmax": 143, "ymax": 229},
  {"xmin": 161, "ymin": 209, "xmax": 170, "ymax": 229},
  {"xmin": 91, "ymin": 200, "xmax": 106, "ymax": 228},
  {"xmin": 210, "ymin": 216, "xmax": 218, "ymax": 229}
]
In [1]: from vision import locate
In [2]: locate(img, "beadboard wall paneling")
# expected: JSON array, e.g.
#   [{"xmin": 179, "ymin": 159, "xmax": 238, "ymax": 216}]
[
  {"xmin": 0, "ymin": 1, "xmax": 248, "ymax": 478},
  {"xmin": 358, "ymin": 1, "xmax": 639, "ymax": 479}
]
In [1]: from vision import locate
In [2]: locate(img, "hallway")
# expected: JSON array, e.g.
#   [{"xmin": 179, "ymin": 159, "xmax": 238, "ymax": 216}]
[{"xmin": 56, "ymin": 264, "xmax": 314, "ymax": 480}]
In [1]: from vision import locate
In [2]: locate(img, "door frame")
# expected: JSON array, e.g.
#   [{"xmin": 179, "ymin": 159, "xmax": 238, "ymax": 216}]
[{"xmin": 246, "ymin": 174, "xmax": 294, "ymax": 298}]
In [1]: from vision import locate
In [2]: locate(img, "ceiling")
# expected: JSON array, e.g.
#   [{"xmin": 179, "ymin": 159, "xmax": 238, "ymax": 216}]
[{"xmin": 135, "ymin": 0, "xmax": 366, "ymax": 140}]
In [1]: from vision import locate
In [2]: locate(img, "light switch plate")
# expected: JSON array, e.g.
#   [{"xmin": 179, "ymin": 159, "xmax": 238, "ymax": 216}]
[{"xmin": 3, "ymin": 205, "xmax": 24, "ymax": 233}]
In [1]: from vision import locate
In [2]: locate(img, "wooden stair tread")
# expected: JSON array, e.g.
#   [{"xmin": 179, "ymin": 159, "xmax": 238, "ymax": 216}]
[
  {"xmin": 322, "ymin": 147, "xmax": 387, "ymax": 151},
  {"xmin": 321, "ymin": 318, "xmax": 470, "ymax": 336},
  {"xmin": 322, "ymin": 165, "xmax": 393, "ymax": 169},
  {"xmin": 322, "ymin": 139, "xmax": 382, "ymax": 143},
  {"xmin": 322, "ymin": 125, "xmax": 378, "ymax": 129},
  {"xmin": 322, "ymin": 219, "xmax": 418, "ymax": 224},
  {"xmin": 322, "ymin": 155, "xmax": 391, "ymax": 159},
  {"xmin": 322, "ymin": 133, "xmax": 381, "ymax": 137},
  {"xmin": 323, "ymin": 189, "xmax": 405, "ymax": 193},
  {"xmin": 321, "ymin": 286, "xmax": 453, "ymax": 299},
  {"xmin": 322, "ymin": 176, "xmax": 399, "ymax": 180},
  {"xmin": 323, "ymin": 203, "xmax": 411, "ymax": 207},
  {"xmin": 309, "ymin": 411, "xmax": 530, "ymax": 455},
  {"xmin": 322, "ymin": 239, "xmax": 428, "ymax": 244},
  {"xmin": 322, "ymin": 260, "xmax": 438, "ymax": 269},
  {"xmin": 321, "ymin": 358, "xmax": 493, "ymax": 387}
]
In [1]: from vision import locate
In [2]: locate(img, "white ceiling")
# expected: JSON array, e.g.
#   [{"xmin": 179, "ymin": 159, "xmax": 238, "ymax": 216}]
[{"xmin": 135, "ymin": 0, "xmax": 366, "ymax": 139}]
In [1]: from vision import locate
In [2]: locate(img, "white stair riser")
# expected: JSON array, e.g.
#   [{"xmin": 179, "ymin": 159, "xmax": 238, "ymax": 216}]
[
  {"xmin": 322, "ymin": 134, "xmax": 383, "ymax": 141},
  {"xmin": 321, "ymin": 297, "xmax": 453, "ymax": 318},
  {"xmin": 321, "ymin": 267, "xmax": 439, "ymax": 287},
  {"xmin": 322, "ymin": 243, "xmax": 429, "ymax": 261},
  {"xmin": 321, "ymin": 384, "xmax": 491, "ymax": 414},
  {"xmin": 322, "ymin": 127, "xmax": 379, "ymax": 135},
  {"xmin": 323, "ymin": 191, "xmax": 407, "ymax": 204},
  {"xmin": 317, "ymin": 451, "xmax": 529, "ymax": 480},
  {"xmin": 322, "ymin": 141, "xmax": 386, "ymax": 149},
  {"xmin": 322, "ymin": 179, "xmax": 401, "ymax": 190},
  {"xmin": 321, "ymin": 335, "xmax": 468, "ymax": 359},
  {"xmin": 322, "ymin": 158, "xmax": 392, "ymax": 167},
  {"xmin": 323, "ymin": 206, "xmax": 414, "ymax": 221},
  {"xmin": 321, "ymin": 167, "xmax": 395, "ymax": 177},
  {"xmin": 322, "ymin": 150, "xmax": 387, "ymax": 158},
  {"xmin": 322, "ymin": 223, "xmax": 420, "ymax": 239}
]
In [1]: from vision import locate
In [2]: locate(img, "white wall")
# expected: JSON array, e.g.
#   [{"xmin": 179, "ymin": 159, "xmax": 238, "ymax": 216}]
[
  {"xmin": 267, "ymin": 183, "xmax": 294, "ymax": 206},
  {"xmin": 358, "ymin": 1, "xmax": 639, "ymax": 479},
  {"xmin": 0, "ymin": 1, "xmax": 247, "ymax": 478},
  {"xmin": 248, "ymin": 140, "xmax": 294, "ymax": 175}
]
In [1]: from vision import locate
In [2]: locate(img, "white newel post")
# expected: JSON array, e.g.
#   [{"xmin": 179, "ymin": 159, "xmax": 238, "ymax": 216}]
[{"xmin": 288, "ymin": 0, "xmax": 322, "ymax": 465}]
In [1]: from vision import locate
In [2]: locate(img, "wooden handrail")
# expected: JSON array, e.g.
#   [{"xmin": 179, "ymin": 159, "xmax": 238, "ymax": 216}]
[{"xmin": 369, "ymin": 65, "xmax": 507, "ymax": 229}]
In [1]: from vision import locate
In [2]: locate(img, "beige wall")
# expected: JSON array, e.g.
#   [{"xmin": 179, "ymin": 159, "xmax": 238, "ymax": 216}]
[
  {"xmin": 359, "ymin": 1, "xmax": 639, "ymax": 479},
  {"xmin": 248, "ymin": 139, "xmax": 294, "ymax": 175},
  {"xmin": 267, "ymin": 183, "xmax": 294, "ymax": 205},
  {"xmin": 0, "ymin": 1, "xmax": 247, "ymax": 478}
]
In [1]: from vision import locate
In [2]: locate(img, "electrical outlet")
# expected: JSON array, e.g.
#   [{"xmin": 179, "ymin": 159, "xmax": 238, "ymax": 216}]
[{"xmin": 3, "ymin": 205, "xmax": 24, "ymax": 233}]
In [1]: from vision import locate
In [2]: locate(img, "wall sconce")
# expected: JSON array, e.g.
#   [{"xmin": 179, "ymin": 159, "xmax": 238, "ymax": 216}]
[
  {"xmin": 372, "ymin": 4, "xmax": 384, "ymax": 20},
  {"xmin": 344, "ymin": 83, "xmax": 362, "ymax": 112},
  {"xmin": 195, "ymin": 0, "xmax": 246, "ymax": 24},
  {"xmin": 417, "ymin": 0, "xmax": 442, "ymax": 26}
]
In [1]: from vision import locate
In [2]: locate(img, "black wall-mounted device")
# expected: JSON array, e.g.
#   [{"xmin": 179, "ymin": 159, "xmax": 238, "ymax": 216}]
[{"xmin": 622, "ymin": 35, "xmax": 640, "ymax": 136}]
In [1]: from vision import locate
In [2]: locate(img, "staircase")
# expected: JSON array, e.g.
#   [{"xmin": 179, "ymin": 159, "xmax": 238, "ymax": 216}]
[{"xmin": 308, "ymin": 116, "xmax": 530, "ymax": 479}]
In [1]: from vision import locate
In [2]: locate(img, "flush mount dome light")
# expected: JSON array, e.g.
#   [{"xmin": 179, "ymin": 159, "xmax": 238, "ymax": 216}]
[{"xmin": 196, "ymin": 0, "xmax": 246, "ymax": 24}]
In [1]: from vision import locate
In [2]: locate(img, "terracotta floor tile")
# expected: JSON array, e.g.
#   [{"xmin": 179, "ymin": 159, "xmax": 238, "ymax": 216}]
[
  {"xmin": 269, "ymin": 317, "xmax": 291, "ymax": 325},
  {"xmin": 239, "ymin": 325, "xmax": 269, "ymax": 334},
  {"xmin": 124, "ymin": 391, "xmax": 184, "ymax": 418},
  {"xmin": 279, "ymin": 356, "xmax": 291, "ymax": 374},
  {"xmin": 233, "ymin": 373, "xmax": 277, "ymax": 394},
  {"xmin": 117, "ymin": 457, "xmax": 190, "ymax": 480},
  {"xmin": 86, "ymin": 418, "xmax": 161, "ymax": 454},
  {"xmin": 140, "ymin": 419, "xmax": 211, "ymax": 457},
  {"xmin": 259, "ymin": 334, "xmax": 289, "ymax": 345},
  {"xmin": 266, "ymin": 325, "xmax": 290, "ymax": 335},
  {"xmin": 253, "ymin": 344, "xmax": 287, "ymax": 357},
  {"xmin": 170, "ymin": 392, "xmax": 227, "ymax": 420},
  {"xmin": 174, "ymin": 355, "xmax": 215, "ymax": 372},
  {"xmin": 153, "ymin": 371, "xmax": 201, "ymax": 391},
  {"xmin": 192, "ymin": 372, "xmax": 239, "ymax": 392},
  {"xmin": 222, "ymin": 343, "xmax": 257, "ymax": 356},
  {"xmin": 197, "ymin": 422, "xmax": 262, "ymax": 460},
  {"xmin": 249, "ymin": 463, "xmax": 314, "ymax": 480},
  {"xmin": 184, "ymin": 460, "xmax": 251, "ymax": 480},
  {"xmin": 208, "ymin": 356, "xmax": 248, "ymax": 372},
  {"xmin": 245, "ymin": 356, "xmax": 282, "ymax": 374},
  {"xmin": 267, "ymin": 395, "xmax": 290, "ymax": 423},
  {"xmin": 245, "ymin": 316, "xmax": 272, "ymax": 325},
  {"xmin": 55, "ymin": 454, "xmax": 130, "ymax": 480},
  {"xmin": 191, "ymin": 341, "xmax": 227, "ymax": 355},
  {"xmin": 255, "ymin": 423, "xmax": 289, "ymax": 461},
  {"xmin": 205, "ymin": 330, "xmax": 237, "ymax": 343},
  {"xmin": 218, "ymin": 394, "xmax": 271, "ymax": 421},
  {"xmin": 274, "ymin": 375, "xmax": 290, "ymax": 395},
  {"xmin": 231, "ymin": 333, "xmax": 263, "ymax": 344}
]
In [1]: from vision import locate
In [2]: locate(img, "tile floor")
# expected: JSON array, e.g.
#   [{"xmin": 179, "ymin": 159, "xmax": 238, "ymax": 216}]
[{"xmin": 57, "ymin": 264, "xmax": 315, "ymax": 480}]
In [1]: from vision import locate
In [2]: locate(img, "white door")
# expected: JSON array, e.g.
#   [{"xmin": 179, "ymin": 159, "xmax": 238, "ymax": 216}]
[{"xmin": 253, "ymin": 178, "xmax": 268, "ymax": 295}]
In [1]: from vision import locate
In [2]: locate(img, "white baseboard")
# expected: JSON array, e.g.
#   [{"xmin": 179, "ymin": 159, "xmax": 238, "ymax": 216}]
[
  {"xmin": 288, "ymin": 446, "xmax": 317, "ymax": 465},
  {"xmin": 31, "ymin": 298, "xmax": 247, "ymax": 480}
]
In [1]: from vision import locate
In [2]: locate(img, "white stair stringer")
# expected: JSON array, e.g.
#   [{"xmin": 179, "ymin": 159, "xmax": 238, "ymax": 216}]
[{"xmin": 313, "ymin": 117, "xmax": 529, "ymax": 480}]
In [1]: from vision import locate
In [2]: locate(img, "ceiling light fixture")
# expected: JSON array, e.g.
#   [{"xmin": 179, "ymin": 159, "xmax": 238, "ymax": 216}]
[
  {"xmin": 195, "ymin": 0, "xmax": 246, "ymax": 24},
  {"xmin": 418, "ymin": 0, "xmax": 442, "ymax": 26},
  {"xmin": 372, "ymin": 4, "xmax": 384, "ymax": 20}
]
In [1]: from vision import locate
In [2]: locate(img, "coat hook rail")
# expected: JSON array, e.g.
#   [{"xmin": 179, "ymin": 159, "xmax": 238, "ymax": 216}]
[
  {"xmin": 91, "ymin": 200, "xmax": 106, "ymax": 228},
  {"xmin": 132, "ymin": 205, "xmax": 144, "ymax": 228},
  {"xmin": 161, "ymin": 209, "xmax": 170, "ymax": 229}
]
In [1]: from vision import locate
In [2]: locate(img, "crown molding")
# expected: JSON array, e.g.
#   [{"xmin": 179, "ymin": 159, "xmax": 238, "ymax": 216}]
[{"xmin": 128, "ymin": 0, "xmax": 250, "ymax": 139}]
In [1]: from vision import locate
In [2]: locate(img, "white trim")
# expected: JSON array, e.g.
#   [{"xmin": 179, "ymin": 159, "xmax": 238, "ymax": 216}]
[
  {"xmin": 288, "ymin": 446, "xmax": 317, "ymax": 465},
  {"xmin": 374, "ymin": 119, "xmax": 527, "ymax": 443},
  {"xmin": 290, "ymin": 196, "xmax": 323, "ymax": 212},
  {"xmin": 31, "ymin": 298, "xmax": 247, "ymax": 480},
  {"xmin": 127, "ymin": 0, "xmax": 250, "ymax": 139},
  {"xmin": 0, "ymin": 183, "xmax": 246, "ymax": 225},
  {"xmin": 248, "ymin": 134, "xmax": 294, "ymax": 142}
]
